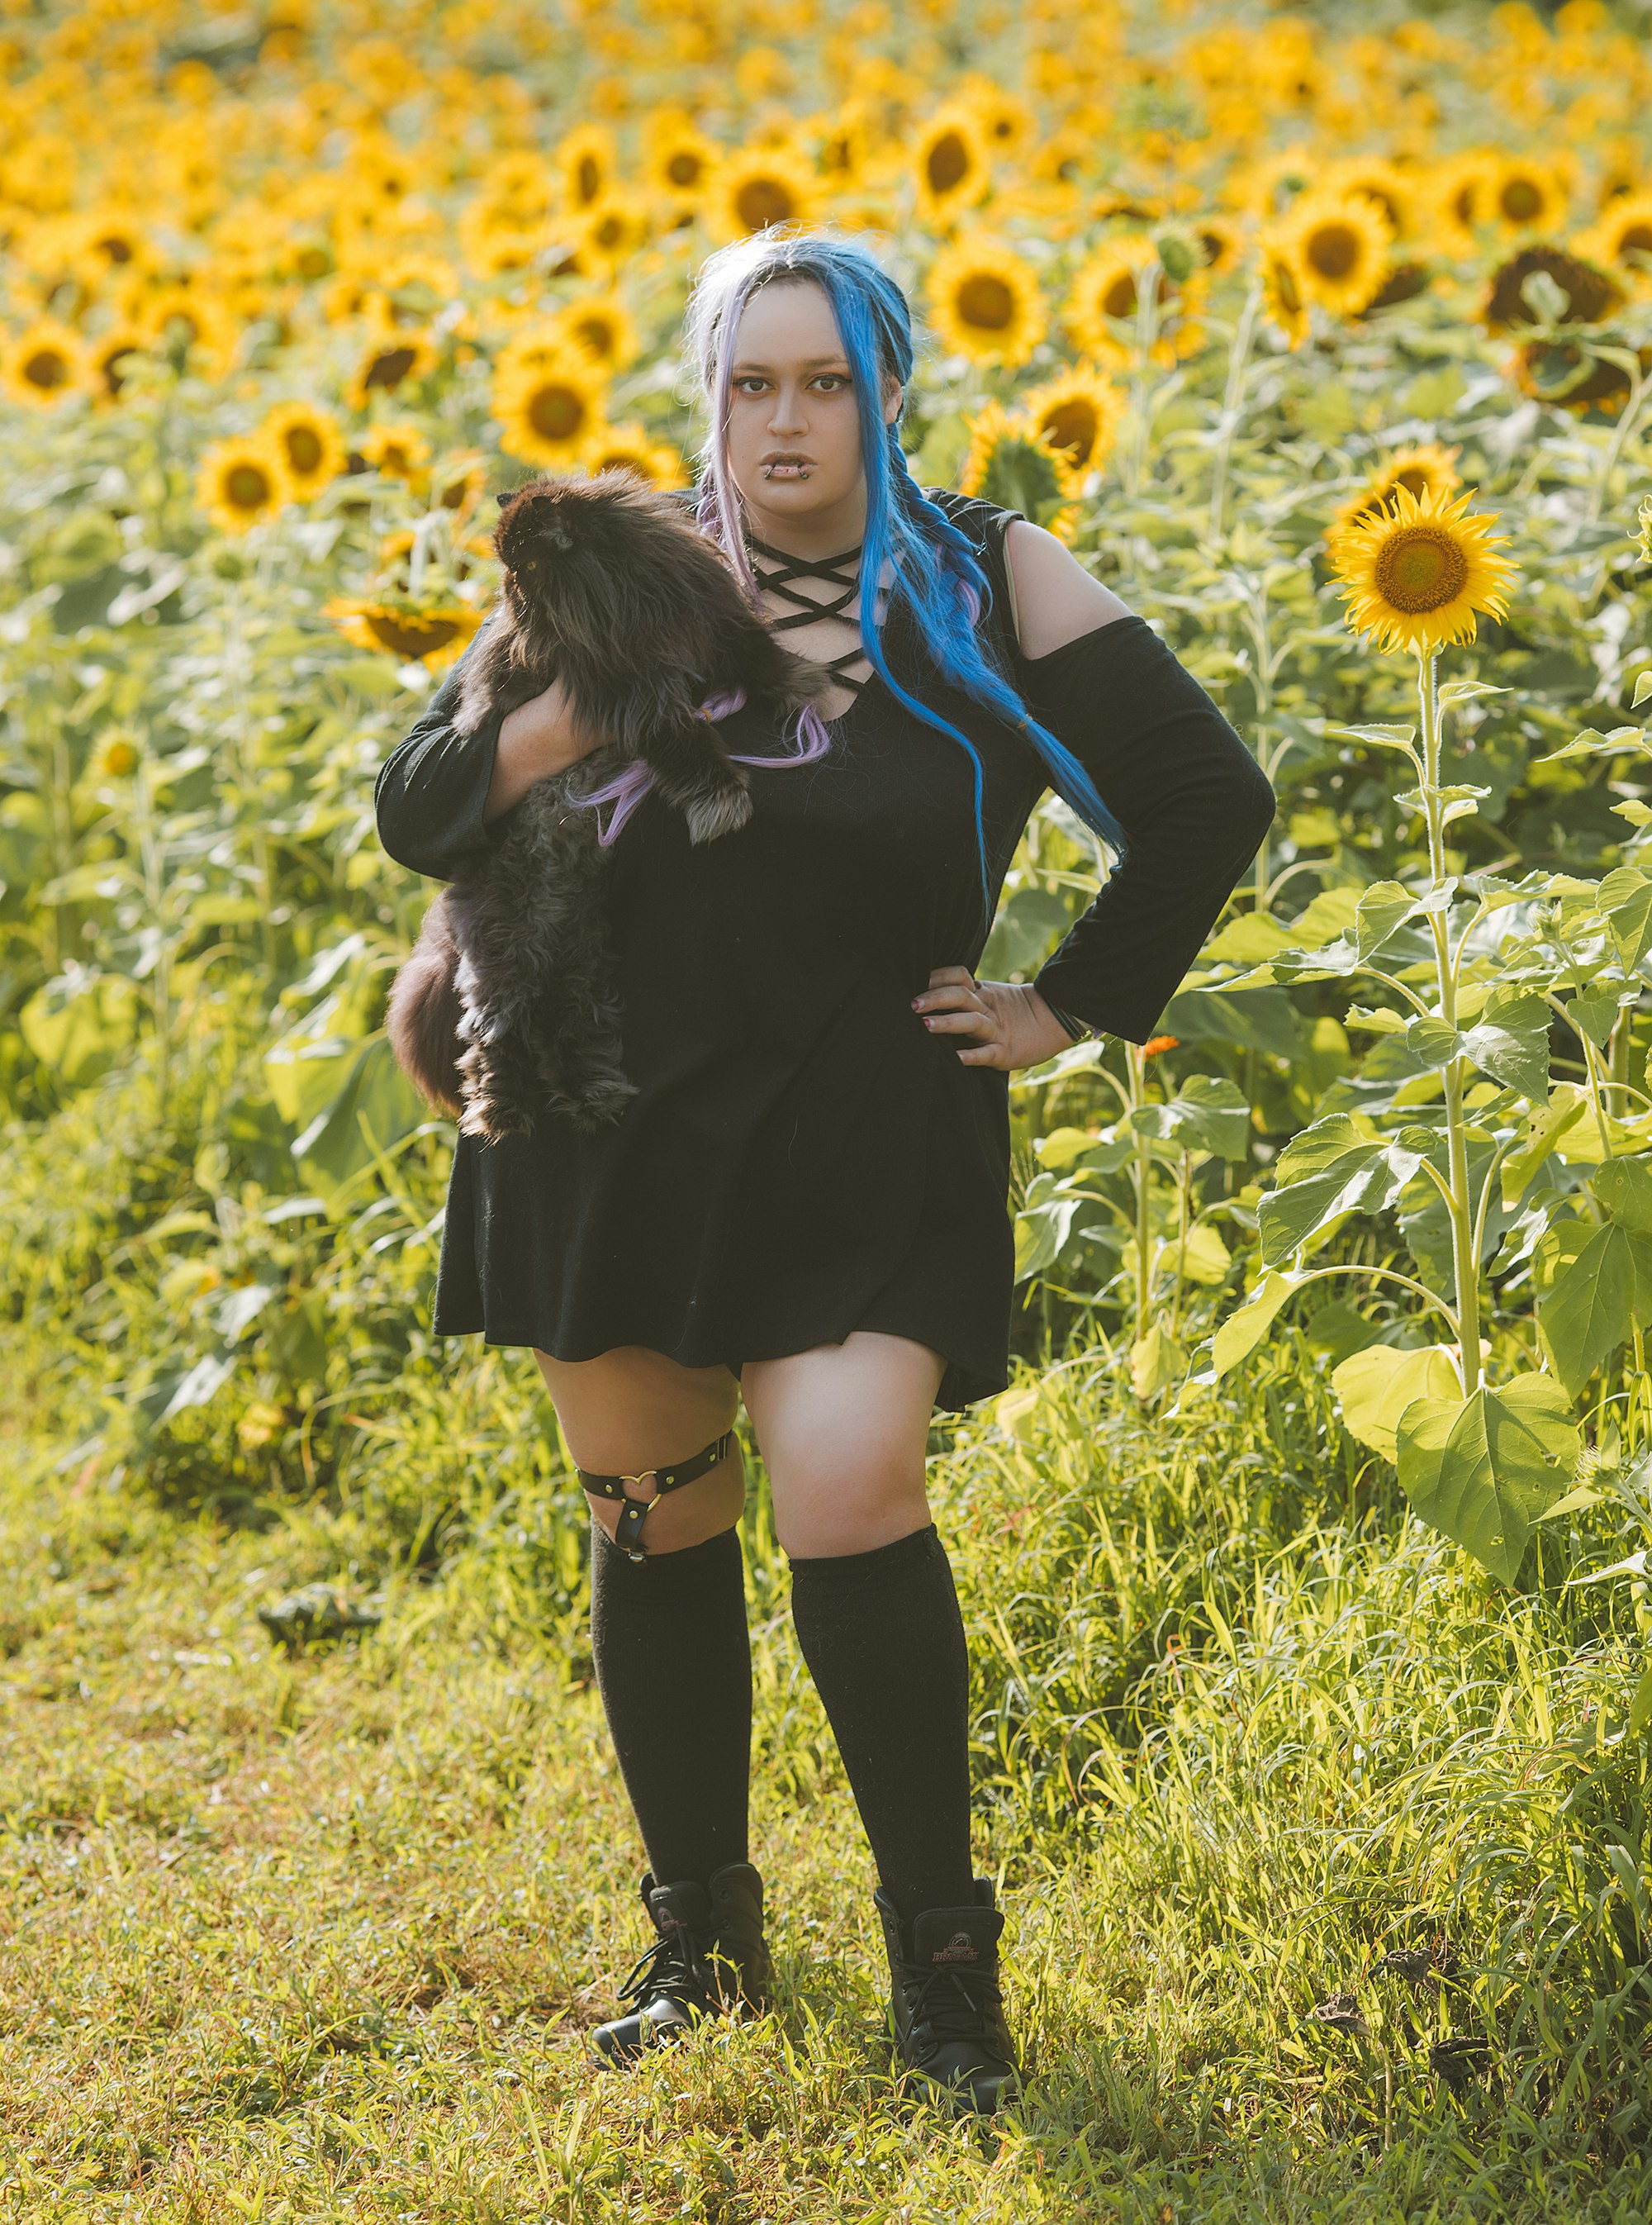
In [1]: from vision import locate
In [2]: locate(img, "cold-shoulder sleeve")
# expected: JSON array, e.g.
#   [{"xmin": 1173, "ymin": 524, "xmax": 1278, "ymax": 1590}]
[
  {"xmin": 373, "ymin": 611, "xmax": 517, "ymax": 882},
  {"xmin": 1018, "ymin": 614, "xmax": 1275, "ymax": 1045}
]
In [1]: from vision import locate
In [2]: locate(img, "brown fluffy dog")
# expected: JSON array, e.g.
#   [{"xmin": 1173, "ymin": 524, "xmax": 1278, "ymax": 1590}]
[{"xmin": 386, "ymin": 471, "xmax": 833, "ymax": 1142}]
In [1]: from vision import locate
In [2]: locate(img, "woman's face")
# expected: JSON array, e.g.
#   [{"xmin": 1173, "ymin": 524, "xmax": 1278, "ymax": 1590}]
[{"xmin": 724, "ymin": 277, "xmax": 901, "ymax": 543}]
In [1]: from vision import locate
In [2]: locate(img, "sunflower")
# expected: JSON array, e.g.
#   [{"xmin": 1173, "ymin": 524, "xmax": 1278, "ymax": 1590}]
[
  {"xmin": 259, "ymin": 400, "xmax": 349, "ymax": 500},
  {"xmin": 1190, "ymin": 212, "xmax": 1246, "ymax": 278},
  {"xmin": 927, "ymin": 235, "xmax": 1047, "ymax": 368},
  {"xmin": 1487, "ymin": 155, "xmax": 1569, "ymax": 237},
  {"xmin": 493, "ymin": 350, "xmax": 610, "ymax": 468},
  {"xmin": 549, "ymin": 291, "xmax": 641, "ymax": 373},
  {"xmin": 914, "ymin": 106, "xmax": 995, "ymax": 227},
  {"xmin": 1275, "ymin": 188, "xmax": 1394, "ymax": 317},
  {"xmin": 1327, "ymin": 481, "xmax": 1516, "ymax": 657},
  {"xmin": 576, "ymin": 193, "xmax": 653, "ymax": 273},
  {"xmin": 1063, "ymin": 235, "xmax": 1174, "ymax": 368},
  {"xmin": 1479, "ymin": 244, "xmax": 1622, "ymax": 334},
  {"xmin": 0, "ymin": 317, "xmax": 88, "ymax": 406},
  {"xmin": 196, "ymin": 435, "xmax": 290, "ymax": 535},
  {"xmin": 1256, "ymin": 235, "xmax": 1312, "ymax": 348},
  {"xmin": 641, "ymin": 119, "xmax": 721, "ymax": 210},
  {"xmin": 1429, "ymin": 150, "xmax": 1503, "ymax": 256},
  {"xmin": 958, "ymin": 401, "xmax": 1083, "ymax": 543},
  {"xmin": 1329, "ymin": 442, "xmax": 1462, "ymax": 541},
  {"xmin": 556, "ymin": 124, "xmax": 620, "ymax": 214},
  {"xmin": 1510, "ymin": 339, "xmax": 1652, "ymax": 417},
  {"xmin": 91, "ymin": 730, "xmax": 141, "ymax": 780},
  {"xmin": 1321, "ymin": 155, "xmax": 1426, "ymax": 241},
  {"xmin": 581, "ymin": 422, "xmax": 690, "ymax": 488},
  {"xmin": 704, "ymin": 145, "xmax": 822, "ymax": 243},
  {"xmin": 355, "ymin": 421, "xmax": 432, "ymax": 486},
  {"xmin": 1571, "ymin": 193, "xmax": 1652, "ymax": 292},
  {"xmin": 477, "ymin": 151, "xmax": 558, "ymax": 230},
  {"xmin": 132, "ymin": 285, "xmax": 239, "ymax": 378},
  {"xmin": 1355, "ymin": 263, "xmax": 1435, "ymax": 319},
  {"xmin": 431, "ymin": 449, "xmax": 491, "ymax": 516},
  {"xmin": 343, "ymin": 326, "xmax": 439, "ymax": 411},
  {"xmin": 86, "ymin": 326, "xmax": 150, "ymax": 404},
  {"xmin": 322, "ymin": 595, "xmax": 485, "ymax": 671},
  {"xmin": 1017, "ymin": 366, "xmax": 1126, "ymax": 479}
]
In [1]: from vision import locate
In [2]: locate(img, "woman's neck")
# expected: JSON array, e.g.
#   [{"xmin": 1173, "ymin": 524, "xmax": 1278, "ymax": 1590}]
[{"xmin": 739, "ymin": 488, "xmax": 867, "ymax": 563}]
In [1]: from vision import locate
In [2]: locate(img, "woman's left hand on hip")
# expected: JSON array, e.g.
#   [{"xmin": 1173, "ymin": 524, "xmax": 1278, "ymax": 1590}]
[{"xmin": 911, "ymin": 965, "xmax": 1078, "ymax": 1072}]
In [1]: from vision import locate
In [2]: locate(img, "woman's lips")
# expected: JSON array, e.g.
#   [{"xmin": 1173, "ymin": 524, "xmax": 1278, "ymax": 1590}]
[{"xmin": 762, "ymin": 459, "xmax": 810, "ymax": 478}]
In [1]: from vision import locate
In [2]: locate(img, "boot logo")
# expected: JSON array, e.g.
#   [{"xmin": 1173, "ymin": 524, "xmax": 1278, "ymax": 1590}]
[{"xmin": 933, "ymin": 1931, "xmax": 979, "ymax": 1962}]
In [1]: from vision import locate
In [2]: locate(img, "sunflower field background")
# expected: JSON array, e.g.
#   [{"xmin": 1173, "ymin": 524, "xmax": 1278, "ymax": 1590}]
[{"xmin": 6, "ymin": 0, "xmax": 1652, "ymax": 2217}]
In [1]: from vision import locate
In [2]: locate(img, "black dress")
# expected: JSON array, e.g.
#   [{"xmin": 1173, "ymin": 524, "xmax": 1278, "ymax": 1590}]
[{"xmin": 373, "ymin": 489, "xmax": 1275, "ymax": 1413}]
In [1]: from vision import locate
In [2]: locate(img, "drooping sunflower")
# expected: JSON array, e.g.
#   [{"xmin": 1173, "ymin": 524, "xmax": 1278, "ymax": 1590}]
[
  {"xmin": 196, "ymin": 435, "xmax": 290, "ymax": 535},
  {"xmin": 1256, "ymin": 235, "xmax": 1311, "ymax": 349},
  {"xmin": 343, "ymin": 326, "xmax": 439, "ymax": 411},
  {"xmin": 1479, "ymin": 244, "xmax": 1622, "ymax": 334},
  {"xmin": 1063, "ymin": 235, "xmax": 1180, "ymax": 369},
  {"xmin": 705, "ymin": 145, "xmax": 822, "ymax": 244},
  {"xmin": 492, "ymin": 350, "xmax": 611, "ymax": 469},
  {"xmin": 1327, "ymin": 481, "xmax": 1516, "ymax": 657},
  {"xmin": 1571, "ymin": 194, "xmax": 1652, "ymax": 294},
  {"xmin": 581, "ymin": 422, "xmax": 690, "ymax": 489},
  {"xmin": 1275, "ymin": 189, "xmax": 1394, "ymax": 318},
  {"xmin": 1355, "ymin": 263, "xmax": 1435, "ymax": 320},
  {"xmin": 556, "ymin": 124, "xmax": 620, "ymax": 215},
  {"xmin": 1329, "ymin": 442, "xmax": 1462, "ymax": 542},
  {"xmin": 323, "ymin": 594, "xmax": 485, "ymax": 671},
  {"xmin": 1510, "ymin": 339, "xmax": 1652, "ymax": 417},
  {"xmin": 927, "ymin": 235, "xmax": 1047, "ymax": 368},
  {"xmin": 355, "ymin": 421, "xmax": 433, "ymax": 487},
  {"xmin": 958, "ymin": 401, "xmax": 1082, "ymax": 544},
  {"xmin": 259, "ymin": 401, "xmax": 349, "ymax": 501},
  {"xmin": 1016, "ymin": 367, "xmax": 1126, "ymax": 480},
  {"xmin": 0, "ymin": 318, "xmax": 89, "ymax": 406},
  {"xmin": 914, "ymin": 106, "xmax": 995, "ymax": 228}
]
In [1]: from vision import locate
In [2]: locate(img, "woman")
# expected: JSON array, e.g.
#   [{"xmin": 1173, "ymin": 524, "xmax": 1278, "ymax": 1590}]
[{"xmin": 375, "ymin": 226, "xmax": 1275, "ymax": 2118}]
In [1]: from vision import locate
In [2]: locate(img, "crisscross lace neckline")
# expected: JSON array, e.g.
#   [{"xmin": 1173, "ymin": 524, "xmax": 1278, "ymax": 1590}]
[{"xmin": 747, "ymin": 530, "xmax": 875, "ymax": 698}]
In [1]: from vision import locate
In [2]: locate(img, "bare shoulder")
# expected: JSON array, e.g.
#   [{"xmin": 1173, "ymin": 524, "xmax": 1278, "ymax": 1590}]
[{"xmin": 1002, "ymin": 517, "xmax": 1135, "ymax": 662}]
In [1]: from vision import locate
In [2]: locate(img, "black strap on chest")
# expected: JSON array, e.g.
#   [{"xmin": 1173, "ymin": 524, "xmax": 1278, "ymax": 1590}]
[
  {"xmin": 747, "ymin": 533, "xmax": 874, "ymax": 697},
  {"xmin": 576, "ymin": 1428, "xmax": 738, "ymax": 1562}
]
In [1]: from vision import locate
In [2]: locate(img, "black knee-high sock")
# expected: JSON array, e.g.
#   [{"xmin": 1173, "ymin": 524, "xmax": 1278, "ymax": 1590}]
[
  {"xmin": 588, "ymin": 1522, "xmax": 752, "ymax": 1888},
  {"xmin": 787, "ymin": 1523, "xmax": 975, "ymax": 1928}
]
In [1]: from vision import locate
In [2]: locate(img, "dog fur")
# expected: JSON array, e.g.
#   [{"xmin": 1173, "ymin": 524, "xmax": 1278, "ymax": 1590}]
[{"xmin": 385, "ymin": 471, "xmax": 834, "ymax": 1142}]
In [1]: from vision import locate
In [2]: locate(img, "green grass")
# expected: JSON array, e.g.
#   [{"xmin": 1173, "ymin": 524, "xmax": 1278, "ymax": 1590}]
[{"xmin": 2, "ymin": 1337, "xmax": 1650, "ymax": 2223}]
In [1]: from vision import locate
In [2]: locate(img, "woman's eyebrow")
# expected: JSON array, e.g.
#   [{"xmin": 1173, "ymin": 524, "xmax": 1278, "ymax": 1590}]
[{"xmin": 731, "ymin": 357, "xmax": 850, "ymax": 372}]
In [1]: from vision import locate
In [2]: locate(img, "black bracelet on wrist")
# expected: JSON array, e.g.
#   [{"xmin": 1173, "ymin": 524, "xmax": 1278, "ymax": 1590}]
[{"xmin": 1040, "ymin": 995, "xmax": 1099, "ymax": 1046}]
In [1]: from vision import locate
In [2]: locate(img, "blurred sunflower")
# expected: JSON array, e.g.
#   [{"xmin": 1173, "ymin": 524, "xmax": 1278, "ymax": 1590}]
[
  {"xmin": 927, "ymin": 235, "xmax": 1047, "ymax": 368},
  {"xmin": 67, "ymin": 206, "xmax": 160, "ymax": 292},
  {"xmin": 493, "ymin": 350, "xmax": 610, "ymax": 468},
  {"xmin": 196, "ymin": 435, "xmax": 290, "ymax": 535},
  {"xmin": 377, "ymin": 252, "xmax": 461, "ymax": 324},
  {"xmin": 641, "ymin": 118, "xmax": 721, "ymax": 212},
  {"xmin": 959, "ymin": 85, "xmax": 1036, "ymax": 166},
  {"xmin": 1190, "ymin": 213, "xmax": 1246, "ymax": 278},
  {"xmin": 90, "ymin": 730, "xmax": 141, "ymax": 780},
  {"xmin": 1510, "ymin": 339, "xmax": 1652, "ymax": 416},
  {"xmin": 344, "ymin": 326, "xmax": 439, "ymax": 411},
  {"xmin": 431, "ymin": 449, "xmax": 490, "ymax": 517},
  {"xmin": 914, "ymin": 106, "xmax": 995, "ymax": 228},
  {"xmin": 1572, "ymin": 194, "xmax": 1652, "ymax": 292},
  {"xmin": 1321, "ymin": 156, "xmax": 1425, "ymax": 242},
  {"xmin": 1257, "ymin": 235, "xmax": 1311, "ymax": 348},
  {"xmin": 1329, "ymin": 442, "xmax": 1462, "ymax": 541},
  {"xmin": 958, "ymin": 401, "xmax": 1082, "ymax": 543},
  {"xmin": 86, "ymin": 326, "xmax": 150, "ymax": 405},
  {"xmin": 556, "ymin": 124, "xmax": 620, "ymax": 214},
  {"xmin": 705, "ymin": 145, "xmax": 822, "ymax": 242},
  {"xmin": 133, "ymin": 285, "xmax": 239, "ymax": 378},
  {"xmin": 1275, "ymin": 189, "xmax": 1393, "ymax": 318},
  {"xmin": 0, "ymin": 318, "xmax": 89, "ymax": 406},
  {"xmin": 1065, "ymin": 235, "xmax": 1204, "ymax": 369},
  {"xmin": 1479, "ymin": 244, "xmax": 1622, "ymax": 334},
  {"xmin": 577, "ymin": 193, "xmax": 654, "ymax": 273},
  {"xmin": 582, "ymin": 423, "xmax": 690, "ymax": 488},
  {"xmin": 1017, "ymin": 367, "xmax": 1126, "ymax": 479},
  {"xmin": 323, "ymin": 594, "xmax": 485, "ymax": 669},
  {"xmin": 1487, "ymin": 155, "xmax": 1569, "ymax": 238},
  {"xmin": 259, "ymin": 400, "xmax": 349, "ymax": 501},
  {"xmin": 374, "ymin": 526, "xmax": 497, "ymax": 597},
  {"xmin": 1327, "ymin": 481, "xmax": 1516, "ymax": 657},
  {"xmin": 550, "ymin": 292, "xmax": 641, "ymax": 373},
  {"xmin": 1429, "ymin": 150, "xmax": 1503, "ymax": 256},
  {"xmin": 355, "ymin": 421, "xmax": 432, "ymax": 487},
  {"xmin": 478, "ymin": 151, "xmax": 559, "ymax": 230}
]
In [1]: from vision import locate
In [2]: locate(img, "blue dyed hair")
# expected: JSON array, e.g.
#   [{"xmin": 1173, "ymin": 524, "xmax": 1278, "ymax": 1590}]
[{"xmin": 682, "ymin": 222, "xmax": 1130, "ymax": 928}]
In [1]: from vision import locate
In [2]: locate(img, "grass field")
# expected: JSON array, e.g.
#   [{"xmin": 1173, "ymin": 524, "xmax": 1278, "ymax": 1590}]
[{"xmin": 5, "ymin": 1339, "xmax": 1649, "ymax": 2223}]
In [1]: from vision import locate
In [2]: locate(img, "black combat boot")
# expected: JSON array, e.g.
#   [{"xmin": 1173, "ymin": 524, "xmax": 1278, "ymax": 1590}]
[
  {"xmin": 591, "ymin": 1861, "xmax": 772, "ymax": 2066},
  {"xmin": 875, "ymin": 1877, "xmax": 1020, "ymax": 2117}
]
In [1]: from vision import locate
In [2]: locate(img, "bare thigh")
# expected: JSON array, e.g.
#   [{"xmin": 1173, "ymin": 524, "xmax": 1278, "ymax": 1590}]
[
  {"xmin": 740, "ymin": 1330, "xmax": 946, "ymax": 1558},
  {"xmin": 533, "ymin": 1345, "xmax": 745, "ymax": 1554}
]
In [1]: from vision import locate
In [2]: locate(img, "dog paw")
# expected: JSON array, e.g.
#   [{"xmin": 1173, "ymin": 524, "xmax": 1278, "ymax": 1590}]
[{"xmin": 681, "ymin": 782, "xmax": 754, "ymax": 845}]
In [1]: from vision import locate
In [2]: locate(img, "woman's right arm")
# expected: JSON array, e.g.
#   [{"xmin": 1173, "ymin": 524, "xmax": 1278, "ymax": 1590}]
[{"xmin": 373, "ymin": 614, "xmax": 602, "ymax": 882}]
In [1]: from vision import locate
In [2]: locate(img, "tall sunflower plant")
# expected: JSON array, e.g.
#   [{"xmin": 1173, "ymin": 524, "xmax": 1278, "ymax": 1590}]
[{"xmin": 1200, "ymin": 483, "xmax": 1652, "ymax": 1587}]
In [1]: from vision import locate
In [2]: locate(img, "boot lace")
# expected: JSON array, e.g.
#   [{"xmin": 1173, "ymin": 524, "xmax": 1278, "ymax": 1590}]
[
  {"xmin": 615, "ymin": 1926, "xmax": 734, "ymax": 2018},
  {"xmin": 903, "ymin": 1960, "xmax": 1007, "ymax": 2063}
]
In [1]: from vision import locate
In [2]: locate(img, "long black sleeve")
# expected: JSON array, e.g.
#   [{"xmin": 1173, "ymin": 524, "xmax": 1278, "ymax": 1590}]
[
  {"xmin": 373, "ymin": 611, "xmax": 517, "ymax": 882},
  {"xmin": 1018, "ymin": 614, "xmax": 1275, "ymax": 1045}
]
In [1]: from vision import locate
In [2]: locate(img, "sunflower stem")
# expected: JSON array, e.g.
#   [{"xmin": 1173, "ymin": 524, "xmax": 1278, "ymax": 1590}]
[{"xmin": 1208, "ymin": 281, "xmax": 1262, "ymax": 546}]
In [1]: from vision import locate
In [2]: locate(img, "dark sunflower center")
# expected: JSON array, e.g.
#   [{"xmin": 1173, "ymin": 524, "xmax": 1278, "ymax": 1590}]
[
  {"xmin": 225, "ymin": 464, "xmax": 273, "ymax": 511},
  {"xmin": 528, "ymin": 383, "xmax": 586, "ymax": 440},
  {"xmin": 667, "ymin": 151, "xmax": 702, "ymax": 188},
  {"xmin": 1308, "ymin": 222, "xmax": 1360, "ymax": 279},
  {"xmin": 576, "ymin": 155, "xmax": 601, "ymax": 205},
  {"xmin": 926, "ymin": 131, "xmax": 971, "ymax": 196},
  {"xmin": 737, "ymin": 178, "xmax": 795, "ymax": 231},
  {"xmin": 1500, "ymin": 178, "xmax": 1543, "ymax": 224},
  {"xmin": 1374, "ymin": 525, "xmax": 1469, "ymax": 613},
  {"xmin": 957, "ymin": 273, "xmax": 1015, "ymax": 331},
  {"xmin": 1041, "ymin": 399, "xmax": 1099, "ymax": 462},
  {"xmin": 1102, "ymin": 273, "xmax": 1137, "ymax": 319},
  {"xmin": 24, "ymin": 349, "xmax": 69, "ymax": 389},
  {"xmin": 365, "ymin": 345, "xmax": 416, "ymax": 388},
  {"xmin": 1271, "ymin": 258, "xmax": 1302, "ymax": 315},
  {"xmin": 368, "ymin": 613, "xmax": 464, "ymax": 658},
  {"xmin": 285, "ymin": 426, "xmax": 324, "ymax": 473}
]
